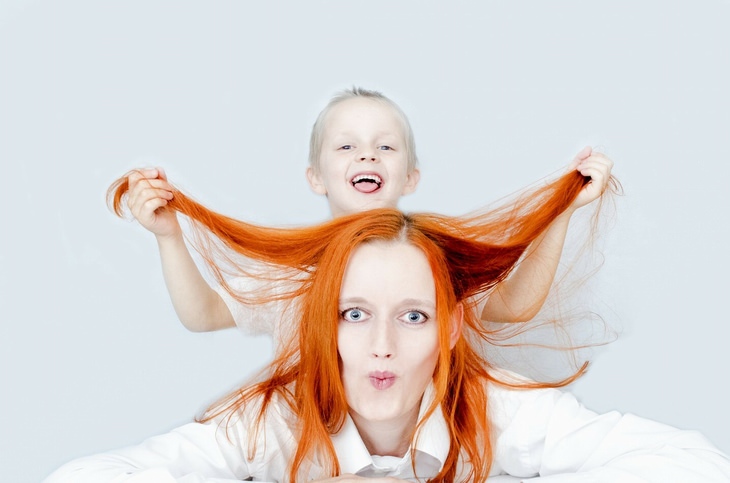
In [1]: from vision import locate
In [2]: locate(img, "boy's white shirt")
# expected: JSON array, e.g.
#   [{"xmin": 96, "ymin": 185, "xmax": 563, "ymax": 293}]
[
  {"xmin": 215, "ymin": 276, "xmax": 298, "ymax": 343},
  {"xmin": 44, "ymin": 375, "xmax": 730, "ymax": 482}
]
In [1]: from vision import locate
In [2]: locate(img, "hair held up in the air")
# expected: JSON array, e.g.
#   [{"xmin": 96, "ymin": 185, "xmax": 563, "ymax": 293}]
[{"xmin": 108, "ymin": 169, "xmax": 617, "ymax": 482}]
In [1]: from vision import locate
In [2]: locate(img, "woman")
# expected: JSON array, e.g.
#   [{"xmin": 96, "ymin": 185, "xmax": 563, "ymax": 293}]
[{"xmin": 45, "ymin": 171, "xmax": 730, "ymax": 482}]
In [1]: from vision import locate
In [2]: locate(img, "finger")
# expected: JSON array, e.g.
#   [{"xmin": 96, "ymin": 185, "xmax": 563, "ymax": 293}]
[
  {"xmin": 127, "ymin": 182, "xmax": 174, "ymax": 210},
  {"xmin": 156, "ymin": 167, "xmax": 168, "ymax": 181},
  {"xmin": 142, "ymin": 196, "xmax": 169, "ymax": 214},
  {"xmin": 578, "ymin": 168, "xmax": 611, "ymax": 196},
  {"xmin": 128, "ymin": 179, "xmax": 175, "ymax": 200},
  {"xmin": 576, "ymin": 165, "xmax": 605, "ymax": 184},
  {"xmin": 128, "ymin": 187, "xmax": 174, "ymax": 213},
  {"xmin": 132, "ymin": 197, "xmax": 169, "ymax": 224},
  {"xmin": 126, "ymin": 168, "xmax": 160, "ymax": 184},
  {"xmin": 126, "ymin": 168, "xmax": 172, "ymax": 194},
  {"xmin": 576, "ymin": 162, "xmax": 613, "ymax": 184},
  {"xmin": 576, "ymin": 145, "xmax": 592, "ymax": 160},
  {"xmin": 578, "ymin": 152, "xmax": 614, "ymax": 170},
  {"xmin": 133, "ymin": 178, "xmax": 174, "ymax": 193},
  {"xmin": 141, "ymin": 197, "xmax": 174, "ymax": 223},
  {"xmin": 568, "ymin": 146, "xmax": 593, "ymax": 170}
]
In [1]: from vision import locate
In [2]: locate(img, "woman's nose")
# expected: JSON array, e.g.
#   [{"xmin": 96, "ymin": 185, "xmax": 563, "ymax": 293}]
[{"xmin": 370, "ymin": 321, "xmax": 395, "ymax": 358}]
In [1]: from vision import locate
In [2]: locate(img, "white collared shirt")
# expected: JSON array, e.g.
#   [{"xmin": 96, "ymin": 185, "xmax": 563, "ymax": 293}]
[
  {"xmin": 44, "ymin": 381, "xmax": 730, "ymax": 482},
  {"xmin": 330, "ymin": 384, "xmax": 448, "ymax": 481}
]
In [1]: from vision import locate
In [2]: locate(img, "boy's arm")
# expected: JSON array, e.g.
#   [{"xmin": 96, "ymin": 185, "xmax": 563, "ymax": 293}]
[
  {"xmin": 156, "ymin": 231, "xmax": 236, "ymax": 332},
  {"xmin": 480, "ymin": 148, "xmax": 613, "ymax": 323},
  {"xmin": 126, "ymin": 168, "xmax": 235, "ymax": 332}
]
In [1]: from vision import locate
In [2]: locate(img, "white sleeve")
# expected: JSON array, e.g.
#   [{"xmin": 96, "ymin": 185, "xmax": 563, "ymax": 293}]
[
  {"xmin": 43, "ymin": 421, "xmax": 254, "ymax": 483},
  {"xmin": 490, "ymin": 385, "xmax": 730, "ymax": 482},
  {"xmin": 215, "ymin": 276, "xmax": 284, "ymax": 336}
]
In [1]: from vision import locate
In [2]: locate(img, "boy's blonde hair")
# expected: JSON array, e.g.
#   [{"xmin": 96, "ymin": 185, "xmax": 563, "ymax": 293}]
[{"xmin": 308, "ymin": 87, "xmax": 419, "ymax": 174}]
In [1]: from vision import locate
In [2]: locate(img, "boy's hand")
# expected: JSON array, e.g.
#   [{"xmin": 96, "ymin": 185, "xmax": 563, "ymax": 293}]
[
  {"xmin": 125, "ymin": 167, "xmax": 181, "ymax": 238},
  {"xmin": 568, "ymin": 146, "xmax": 614, "ymax": 210}
]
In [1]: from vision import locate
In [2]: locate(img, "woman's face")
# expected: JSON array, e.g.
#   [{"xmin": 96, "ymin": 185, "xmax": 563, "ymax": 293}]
[{"xmin": 337, "ymin": 240, "xmax": 439, "ymax": 429}]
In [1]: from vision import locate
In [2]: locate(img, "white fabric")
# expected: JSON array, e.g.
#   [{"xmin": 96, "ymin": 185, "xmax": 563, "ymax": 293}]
[
  {"xmin": 44, "ymin": 380, "xmax": 730, "ymax": 482},
  {"xmin": 215, "ymin": 276, "xmax": 297, "ymax": 344}
]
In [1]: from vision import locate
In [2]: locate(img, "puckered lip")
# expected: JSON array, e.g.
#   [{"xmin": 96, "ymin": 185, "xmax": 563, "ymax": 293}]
[
  {"xmin": 368, "ymin": 370, "xmax": 396, "ymax": 380},
  {"xmin": 350, "ymin": 171, "xmax": 383, "ymax": 188},
  {"xmin": 369, "ymin": 370, "xmax": 396, "ymax": 390}
]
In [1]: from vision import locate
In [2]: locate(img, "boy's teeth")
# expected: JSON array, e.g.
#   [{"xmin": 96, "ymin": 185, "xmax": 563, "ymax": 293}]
[
  {"xmin": 351, "ymin": 174, "xmax": 382, "ymax": 193},
  {"xmin": 352, "ymin": 174, "xmax": 382, "ymax": 185}
]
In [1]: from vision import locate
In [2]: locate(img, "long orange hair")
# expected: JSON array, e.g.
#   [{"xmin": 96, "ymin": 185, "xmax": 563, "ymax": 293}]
[{"xmin": 109, "ymin": 169, "xmax": 614, "ymax": 482}]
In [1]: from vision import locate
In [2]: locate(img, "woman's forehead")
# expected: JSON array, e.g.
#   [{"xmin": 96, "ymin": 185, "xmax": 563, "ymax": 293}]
[{"xmin": 340, "ymin": 241, "xmax": 435, "ymax": 303}]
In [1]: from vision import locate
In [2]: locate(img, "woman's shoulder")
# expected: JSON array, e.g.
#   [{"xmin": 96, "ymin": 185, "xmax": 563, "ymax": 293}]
[
  {"xmin": 209, "ymin": 388, "xmax": 300, "ymax": 473},
  {"xmin": 222, "ymin": 386, "xmax": 299, "ymax": 431}
]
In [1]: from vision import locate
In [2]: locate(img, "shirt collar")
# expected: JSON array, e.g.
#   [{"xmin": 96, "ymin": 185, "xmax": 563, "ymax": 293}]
[{"xmin": 331, "ymin": 383, "xmax": 450, "ymax": 476}]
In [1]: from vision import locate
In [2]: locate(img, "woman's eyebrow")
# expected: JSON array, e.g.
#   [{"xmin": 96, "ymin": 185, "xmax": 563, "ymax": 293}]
[
  {"xmin": 399, "ymin": 298, "xmax": 436, "ymax": 310},
  {"xmin": 339, "ymin": 296, "xmax": 369, "ymax": 306},
  {"xmin": 339, "ymin": 297, "xmax": 435, "ymax": 309}
]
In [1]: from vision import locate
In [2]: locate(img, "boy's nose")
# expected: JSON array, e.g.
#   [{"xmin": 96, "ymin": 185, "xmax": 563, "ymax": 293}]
[{"xmin": 358, "ymin": 147, "xmax": 379, "ymax": 162}]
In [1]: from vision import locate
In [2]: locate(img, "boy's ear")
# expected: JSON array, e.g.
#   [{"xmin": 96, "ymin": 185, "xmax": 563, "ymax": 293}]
[
  {"xmin": 306, "ymin": 167, "xmax": 328, "ymax": 195},
  {"xmin": 401, "ymin": 168, "xmax": 421, "ymax": 195},
  {"xmin": 449, "ymin": 303, "xmax": 464, "ymax": 349}
]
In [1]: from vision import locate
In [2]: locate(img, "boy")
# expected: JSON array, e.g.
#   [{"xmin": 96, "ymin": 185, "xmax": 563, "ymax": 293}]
[{"xmin": 124, "ymin": 87, "xmax": 613, "ymax": 337}]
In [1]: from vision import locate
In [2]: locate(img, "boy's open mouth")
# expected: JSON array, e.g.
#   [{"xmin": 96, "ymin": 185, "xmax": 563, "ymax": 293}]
[{"xmin": 351, "ymin": 174, "xmax": 383, "ymax": 193}]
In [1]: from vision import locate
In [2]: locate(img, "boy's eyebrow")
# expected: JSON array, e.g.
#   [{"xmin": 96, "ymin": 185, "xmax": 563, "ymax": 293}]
[
  {"xmin": 327, "ymin": 132, "xmax": 403, "ymax": 142},
  {"xmin": 329, "ymin": 128, "xmax": 403, "ymax": 137}
]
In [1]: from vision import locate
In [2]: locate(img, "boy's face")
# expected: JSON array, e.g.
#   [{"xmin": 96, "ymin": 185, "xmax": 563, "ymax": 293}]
[{"xmin": 307, "ymin": 98, "xmax": 420, "ymax": 217}]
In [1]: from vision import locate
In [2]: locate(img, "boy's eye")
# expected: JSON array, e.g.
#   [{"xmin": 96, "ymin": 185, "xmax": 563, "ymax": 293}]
[
  {"xmin": 401, "ymin": 311, "xmax": 428, "ymax": 325},
  {"xmin": 341, "ymin": 308, "xmax": 367, "ymax": 322},
  {"xmin": 378, "ymin": 145, "xmax": 392, "ymax": 151},
  {"xmin": 340, "ymin": 145, "xmax": 353, "ymax": 150}
]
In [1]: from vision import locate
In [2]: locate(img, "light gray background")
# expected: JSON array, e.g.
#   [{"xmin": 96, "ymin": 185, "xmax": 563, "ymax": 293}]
[{"xmin": 1, "ymin": 1, "xmax": 729, "ymax": 481}]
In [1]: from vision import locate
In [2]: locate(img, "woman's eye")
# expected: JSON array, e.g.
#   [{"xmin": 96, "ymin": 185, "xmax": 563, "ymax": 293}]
[
  {"xmin": 341, "ymin": 308, "xmax": 365, "ymax": 322},
  {"xmin": 402, "ymin": 311, "xmax": 428, "ymax": 325}
]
